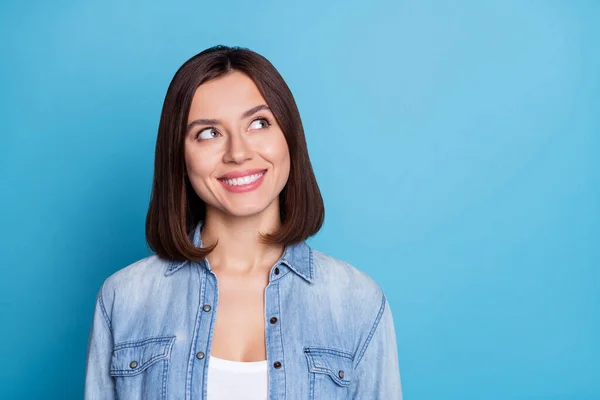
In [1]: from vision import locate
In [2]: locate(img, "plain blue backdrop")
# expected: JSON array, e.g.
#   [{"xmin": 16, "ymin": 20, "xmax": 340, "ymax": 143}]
[{"xmin": 1, "ymin": 1, "xmax": 598, "ymax": 399}]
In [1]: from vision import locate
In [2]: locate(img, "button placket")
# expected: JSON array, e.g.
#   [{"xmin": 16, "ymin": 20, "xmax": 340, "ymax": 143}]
[
  {"xmin": 265, "ymin": 275, "xmax": 285, "ymax": 398},
  {"xmin": 187, "ymin": 269, "xmax": 218, "ymax": 399}
]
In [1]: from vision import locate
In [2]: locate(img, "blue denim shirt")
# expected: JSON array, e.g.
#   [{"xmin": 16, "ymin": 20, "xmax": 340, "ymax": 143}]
[{"xmin": 84, "ymin": 221, "xmax": 403, "ymax": 399}]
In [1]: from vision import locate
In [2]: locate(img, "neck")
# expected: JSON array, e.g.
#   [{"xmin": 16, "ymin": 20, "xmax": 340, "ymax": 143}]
[{"xmin": 201, "ymin": 206, "xmax": 284, "ymax": 275}]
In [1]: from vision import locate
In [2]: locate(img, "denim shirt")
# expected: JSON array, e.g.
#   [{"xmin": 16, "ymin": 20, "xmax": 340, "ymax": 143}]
[{"xmin": 84, "ymin": 221, "xmax": 403, "ymax": 399}]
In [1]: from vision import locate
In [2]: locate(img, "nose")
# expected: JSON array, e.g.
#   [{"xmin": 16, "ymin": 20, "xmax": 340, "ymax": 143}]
[{"xmin": 223, "ymin": 132, "xmax": 253, "ymax": 164}]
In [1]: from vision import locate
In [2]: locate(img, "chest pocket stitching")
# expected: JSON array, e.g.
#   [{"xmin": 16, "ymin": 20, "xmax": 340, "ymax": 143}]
[
  {"xmin": 110, "ymin": 336, "xmax": 176, "ymax": 376},
  {"xmin": 304, "ymin": 347, "xmax": 354, "ymax": 387}
]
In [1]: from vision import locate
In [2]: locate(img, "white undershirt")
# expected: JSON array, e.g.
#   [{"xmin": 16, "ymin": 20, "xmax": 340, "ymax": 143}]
[{"xmin": 206, "ymin": 356, "xmax": 268, "ymax": 400}]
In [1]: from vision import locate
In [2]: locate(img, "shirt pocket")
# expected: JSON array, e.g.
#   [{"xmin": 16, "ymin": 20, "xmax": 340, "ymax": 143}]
[
  {"xmin": 304, "ymin": 347, "xmax": 354, "ymax": 400},
  {"xmin": 110, "ymin": 336, "xmax": 176, "ymax": 400}
]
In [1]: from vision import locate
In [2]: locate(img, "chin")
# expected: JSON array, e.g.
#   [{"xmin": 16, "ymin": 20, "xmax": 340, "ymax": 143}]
[{"xmin": 223, "ymin": 203, "xmax": 271, "ymax": 218}]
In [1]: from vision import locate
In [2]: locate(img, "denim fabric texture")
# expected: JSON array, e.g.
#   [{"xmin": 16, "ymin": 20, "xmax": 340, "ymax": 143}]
[{"xmin": 85, "ymin": 221, "xmax": 402, "ymax": 399}]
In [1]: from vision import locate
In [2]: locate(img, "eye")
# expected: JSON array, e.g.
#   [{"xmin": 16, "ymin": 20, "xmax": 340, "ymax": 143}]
[
  {"xmin": 248, "ymin": 117, "xmax": 271, "ymax": 131},
  {"xmin": 195, "ymin": 128, "xmax": 220, "ymax": 141}
]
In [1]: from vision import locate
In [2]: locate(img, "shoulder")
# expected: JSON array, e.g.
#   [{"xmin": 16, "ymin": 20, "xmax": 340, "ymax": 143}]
[
  {"xmin": 311, "ymin": 248, "xmax": 386, "ymax": 316},
  {"xmin": 305, "ymin": 248, "xmax": 392, "ymax": 359},
  {"xmin": 98, "ymin": 254, "xmax": 168, "ymax": 306},
  {"xmin": 312, "ymin": 249, "xmax": 383, "ymax": 294}
]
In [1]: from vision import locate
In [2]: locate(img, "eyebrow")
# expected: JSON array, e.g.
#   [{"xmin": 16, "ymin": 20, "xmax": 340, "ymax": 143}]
[{"xmin": 186, "ymin": 104, "xmax": 271, "ymax": 133}]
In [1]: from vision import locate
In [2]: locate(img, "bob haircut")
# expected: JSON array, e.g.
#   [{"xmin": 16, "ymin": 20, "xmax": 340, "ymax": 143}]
[{"xmin": 146, "ymin": 45, "xmax": 324, "ymax": 262}]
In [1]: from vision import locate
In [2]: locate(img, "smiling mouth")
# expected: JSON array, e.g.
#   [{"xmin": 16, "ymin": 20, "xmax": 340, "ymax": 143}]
[{"xmin": 217, "ymin": 170, "xmax": 267, "ymax": 186}]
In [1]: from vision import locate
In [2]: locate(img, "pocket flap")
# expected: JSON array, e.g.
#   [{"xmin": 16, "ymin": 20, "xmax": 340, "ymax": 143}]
[
  {"xmin": 304, "ymin": 347, "xmax": 354, "ymax": 386},
  {"xmin": 110, "ymin": 336, "xmax": 175, "ymax": 377}
]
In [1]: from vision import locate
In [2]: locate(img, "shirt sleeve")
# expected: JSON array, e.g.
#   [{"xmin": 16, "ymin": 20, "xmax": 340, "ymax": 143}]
[
  {"xmin": 84, "ymin": 283, "xmax": 116, "ymax": 400},
  {"xmin": 351, "ymin": 293, "xmax": 403, "ymax": 399}
]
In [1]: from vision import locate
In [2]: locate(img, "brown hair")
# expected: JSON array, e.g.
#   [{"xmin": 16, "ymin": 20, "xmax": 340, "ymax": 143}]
[{"xmin": 145, "ymin": 45, "xmax": 324, "ymax": 262}]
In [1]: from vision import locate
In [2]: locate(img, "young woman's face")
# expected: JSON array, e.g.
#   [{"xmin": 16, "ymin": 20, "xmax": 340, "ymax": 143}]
[{"xmin": 184, "ymin": 71, "xmax": 291, "ymax": 218}]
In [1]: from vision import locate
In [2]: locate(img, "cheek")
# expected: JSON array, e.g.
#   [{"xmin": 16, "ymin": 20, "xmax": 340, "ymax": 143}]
[
  {"xmin": 184, "ymin": 147, "xmax": 215, "ymax": 182},
  {"xmin": 262, "ymin": 133, "xmax": 290, "ymax": 168},
  {"xmin": 278, "ymin": 138, "xmax": 291, "ymax": 180},
  {"xmin": 184, "ymin": 150, "xmax": 218, "ymax": 204},
  {"xmin": 280, "ymin": 147, "xmax": 291, "ymax": 181}
]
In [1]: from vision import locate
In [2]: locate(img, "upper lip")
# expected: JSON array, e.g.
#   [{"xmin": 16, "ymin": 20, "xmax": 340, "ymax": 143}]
[{"xmin": 218, "ymin": 168, "xmax": 267, "ymax": 180}]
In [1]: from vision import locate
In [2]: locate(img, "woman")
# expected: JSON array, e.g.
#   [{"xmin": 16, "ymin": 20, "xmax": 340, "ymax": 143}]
[{"xmin": 84, "ymin": 45, "xmax": 402, "ymax": 400}]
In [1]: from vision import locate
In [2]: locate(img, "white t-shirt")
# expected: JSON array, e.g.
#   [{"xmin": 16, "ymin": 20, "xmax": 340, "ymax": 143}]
[{"xmin": 206, "ymin": 356, "xmax": 268, "ymax": 400}]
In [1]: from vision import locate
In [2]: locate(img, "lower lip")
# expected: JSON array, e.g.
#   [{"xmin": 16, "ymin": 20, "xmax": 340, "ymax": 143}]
[{"xmin": 218, "ymin": 171, "xmax": 267, "ymax": 193}]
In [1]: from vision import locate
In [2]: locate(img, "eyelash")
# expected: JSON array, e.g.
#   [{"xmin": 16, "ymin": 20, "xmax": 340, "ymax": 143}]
[{"xmin": 194, "ymin": 116, "xmax": 272, "ymax": 141}]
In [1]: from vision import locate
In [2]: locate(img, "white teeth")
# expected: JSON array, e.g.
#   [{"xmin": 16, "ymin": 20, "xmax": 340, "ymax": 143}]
[{"xmin": 222, "ymin": 172, "xmax": 264, "ymax": 186}]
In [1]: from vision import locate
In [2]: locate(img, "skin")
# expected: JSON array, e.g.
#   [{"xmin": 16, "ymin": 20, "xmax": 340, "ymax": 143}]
[{"xmin": 184, "ymin": 70, "xmax": 291, "ymax": 362}]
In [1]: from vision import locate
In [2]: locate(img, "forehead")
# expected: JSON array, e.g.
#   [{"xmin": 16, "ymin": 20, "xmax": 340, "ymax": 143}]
[{"xmin": 188, "ymin": 71, "xmax": 267, "ymax": 121}]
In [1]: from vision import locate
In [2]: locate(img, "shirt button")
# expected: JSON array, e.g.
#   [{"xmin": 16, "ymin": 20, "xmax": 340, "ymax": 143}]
[
  {"xmin": 273, "ymin": 361, "xmax": 282, "ymax": 369},
  {"xmin": 269, "ymin": 317, "xmax": 278, "ymax": 324},
  {"xmin": 196, "ymin": 351, "xmax": 205, "ymax": 360},
  {"xmin": 338, "ymin": 370, "xmax": 345, "ymax": 379},
  {"xmin": 129, "ymin": 361, "xmax": 138, "ymax": 369},
  {"xmin": 203, "ymin": 304, "xmax": 211, "ymax": 312},
  {"xmin": 274, "ymin": 267, "xmax": 280, "ymax": 275}
]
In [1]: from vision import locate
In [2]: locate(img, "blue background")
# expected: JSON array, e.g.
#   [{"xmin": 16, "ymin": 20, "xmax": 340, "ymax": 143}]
[{"xmin": 1, "ymin": 1, "xmax": 598, "ymax": 399}]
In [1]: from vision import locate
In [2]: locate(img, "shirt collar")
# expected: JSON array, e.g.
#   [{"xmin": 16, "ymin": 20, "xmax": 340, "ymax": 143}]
[{"xmin": 165, "ymin": 221, "xmax": 314, "ymax": 282}]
